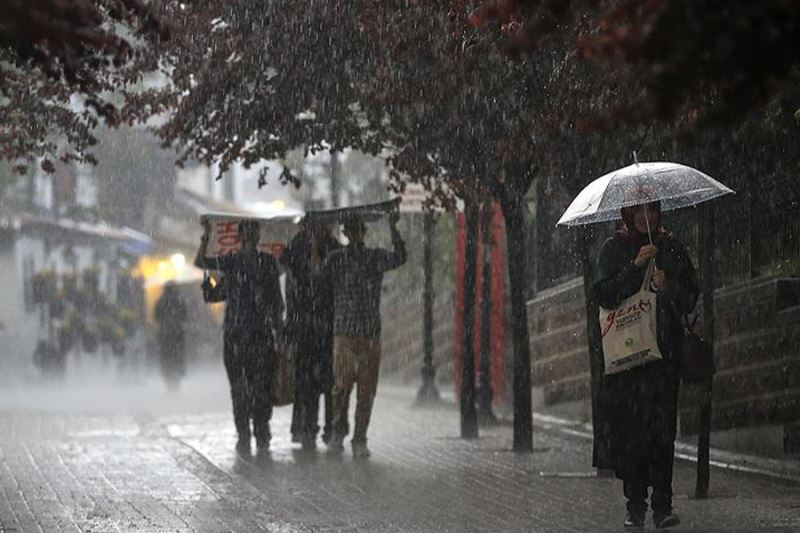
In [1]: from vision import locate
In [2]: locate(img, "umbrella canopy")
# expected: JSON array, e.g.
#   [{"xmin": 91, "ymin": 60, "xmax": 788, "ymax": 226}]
[
  {"xmin": 557, "ymin": 161, "xmax": 735, "ymax": 227},
  {"xmin": 304, "ymin": 198, "xmax": 401, "ymax": 224}
]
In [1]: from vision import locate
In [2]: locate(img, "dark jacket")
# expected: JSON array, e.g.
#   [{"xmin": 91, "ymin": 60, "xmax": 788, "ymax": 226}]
[
  {"xmin": 592, "ymin": 233, "xmax": 700, "ymax": 480},
  {"xmin": 204, "ymin": 251, "xmax": 284, "ymax": 332},
  {"xmin": 154, "ymin": 287, "xmax": 188, "ymax": 360},
  {"xmin": 281, "ymin": 231, "xmax": 341, "ymax": 350}
]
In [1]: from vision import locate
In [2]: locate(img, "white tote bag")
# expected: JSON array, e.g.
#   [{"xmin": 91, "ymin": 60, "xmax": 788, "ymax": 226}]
[{"xmin": 599, "ymin": 261, "xmax": 662, "ymax": 375}]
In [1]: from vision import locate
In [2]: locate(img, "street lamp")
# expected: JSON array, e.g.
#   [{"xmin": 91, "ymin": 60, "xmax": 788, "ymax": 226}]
[{"xmin": 415, "ymin": 209, "xmax": 441, "ymax": 405}]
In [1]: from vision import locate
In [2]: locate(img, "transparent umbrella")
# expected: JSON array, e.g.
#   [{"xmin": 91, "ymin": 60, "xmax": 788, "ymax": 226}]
[{"xmin": 557, "ymin": 158, "xmax": 735, "ymax": 229}]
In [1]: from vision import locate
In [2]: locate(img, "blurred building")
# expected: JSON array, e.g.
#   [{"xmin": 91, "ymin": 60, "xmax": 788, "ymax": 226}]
[
  {"xmin": 0, "ymin": 156, "xmax": 153, "ymax": 377},
  {"xmin": 0, "ymin": 127, "xmax": 305, "ymax": 378}
]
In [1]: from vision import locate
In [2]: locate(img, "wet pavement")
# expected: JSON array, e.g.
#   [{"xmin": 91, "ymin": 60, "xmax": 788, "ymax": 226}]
[{"xmin": 1, "ymin": 371, "xmax": 799, "ymax": 532}]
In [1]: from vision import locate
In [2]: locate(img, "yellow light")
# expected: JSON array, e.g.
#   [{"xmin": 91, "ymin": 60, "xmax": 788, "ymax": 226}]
[
  {"xmin": 171, "ymin": 253, "xmax": 186, "ymax": 270},
  {"xmin": 134, "ymin": 254, "xmax": 202, "ymax": 289},
  {"xmin": 135, "ymin": 257, "xmax": 177, "ymax": 286},
  {"xmin": 271, "ymin": 199, "xmax": 286, "ymax": 209}
]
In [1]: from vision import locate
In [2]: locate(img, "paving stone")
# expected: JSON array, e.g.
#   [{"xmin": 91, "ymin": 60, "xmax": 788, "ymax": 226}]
[{"xmin": 0, "ymin": 378, "xmax": 799, "ymax": 532}]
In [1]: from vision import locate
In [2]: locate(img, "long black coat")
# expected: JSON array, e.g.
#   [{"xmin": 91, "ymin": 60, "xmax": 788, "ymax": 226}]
[
  {"xmin": 154, "ymin": 288, "xmax": 188, "ymax": 378},
  {"xmin": 593, "ymin": 233, "xmax": 699, "ymax": 481}
]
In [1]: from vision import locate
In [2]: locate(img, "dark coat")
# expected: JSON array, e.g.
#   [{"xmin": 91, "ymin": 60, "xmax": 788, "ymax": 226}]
[
  {"xmin": 154, "ymin": 288, "xmax": 188, "ymax": 377},
  {"xmin": 281, "ymin": 230, "xmax": 340, "ymax": 356},
  {"xmin": 282, "ymin": 230, "xmax": 341, "ymax": 438},
  {"xmin": 593, "ymin": 233, "xmax": 700, "ymax": 481}
]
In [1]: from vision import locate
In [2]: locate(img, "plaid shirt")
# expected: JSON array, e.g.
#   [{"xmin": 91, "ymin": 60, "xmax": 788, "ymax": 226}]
[{"xmin": 323, "ymin": 239, "xmax": 406, "ymax": 338}]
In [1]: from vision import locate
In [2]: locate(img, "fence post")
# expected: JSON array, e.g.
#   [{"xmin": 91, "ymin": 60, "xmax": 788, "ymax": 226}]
[{"xmin": 696, "ymin": 202, "xmax": 715, "ymax": 498}]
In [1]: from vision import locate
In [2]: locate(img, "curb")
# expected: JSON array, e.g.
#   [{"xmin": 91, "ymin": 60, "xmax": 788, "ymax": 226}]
[
  {"xmin": 532, "ymin": 412, "xmax": 800, "ymax": 486},
  {"xmin": 385, "ymin": 384, "xmax": 800, "ymax": 485}
]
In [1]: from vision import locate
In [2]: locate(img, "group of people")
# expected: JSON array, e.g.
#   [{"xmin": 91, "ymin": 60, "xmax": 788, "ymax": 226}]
[
  {"xmin": 186, "ymin": 197, "xmax": 696, "ymax": 528},
  {"xmin": 194, "ymin": 210, "xmax": 406, "ymax": 458}
]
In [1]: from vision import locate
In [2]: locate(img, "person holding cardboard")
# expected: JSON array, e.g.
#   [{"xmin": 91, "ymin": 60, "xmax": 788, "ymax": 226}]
[
  {"xmin": 195, "ymin": 219, "xmax": 284, "ymax": 455},
  {"xmin": 322, "ymin": 209, "xmax": 406, "ymax": 458}
]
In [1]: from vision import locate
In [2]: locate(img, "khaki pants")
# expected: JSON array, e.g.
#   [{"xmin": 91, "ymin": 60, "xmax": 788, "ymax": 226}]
[{"xmin": 331, "ymin": 336, "xmax": 381, "ymax": 443}]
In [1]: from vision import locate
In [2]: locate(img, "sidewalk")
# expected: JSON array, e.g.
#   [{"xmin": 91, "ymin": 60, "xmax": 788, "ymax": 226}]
[{"xmin": 1, "ymin": 375, "xmax": 799, "ymax": 532}]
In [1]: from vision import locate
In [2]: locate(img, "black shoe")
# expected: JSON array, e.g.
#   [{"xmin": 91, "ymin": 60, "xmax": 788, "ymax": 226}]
[
  {"xmin": 301, "ymin": 434, "xmax": 317, "ymax": 452},
  {"xmin": 624, "ymin": 512, "xmax": 645, "ymax": 529},
  {"xmin": 235, "ymin": 437, "xmax": 251, "ymax": 455},
  {"xmin": 327, "ymin": 434, "xmax": 344, "ymax": 454},
  {"xmin": 351, "ymin": 440, "xmax": 371, "ymax": 459},
  {"xmin": 653, "ymin": 512, "xmax": 680, "ymax": 529},
  {"xmin": 256, "ymin": 434, "xmax": 271, "ymax": 452}
]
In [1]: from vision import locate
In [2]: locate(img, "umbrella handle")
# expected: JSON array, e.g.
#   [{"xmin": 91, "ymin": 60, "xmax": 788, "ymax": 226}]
[
  {"xmin": 643, "ymin": 204, "xmax": 654, "ymax": 245},
  {"xmin": 639, "ymin": 259, "xmax": 657, "ymax": 292},
  {"xmin": 634, "ymin": 151, "xmax": 654, "ymax": 244}
]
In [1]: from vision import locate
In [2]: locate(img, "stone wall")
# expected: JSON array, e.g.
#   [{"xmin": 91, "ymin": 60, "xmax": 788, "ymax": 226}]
[
  {"xmin": 681, "ymin": 277, "xmax": 800, "ymax": 435},
  {"xmin": 528, "ymin": 278, "xmax": 592, "ymax": 407},
  {"xmin": 528, "ymin": 275, "xmax": 800, "ymax": 444}
]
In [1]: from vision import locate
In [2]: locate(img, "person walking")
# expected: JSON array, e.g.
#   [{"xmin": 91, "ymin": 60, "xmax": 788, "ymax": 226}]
[
  {"xmin": 195, "ymin": 220, "xmax": 284, "ymax": 455},
  {"xmin": 593, "ymin": 201, "xmax": 699, "ymax": 529},
  {"xmin": 154, "ymin": 282, "xmax": 188, "ymax": 390},
  {"xmin": 282, "ymin": 218, "xmax": 343, "ymax": 450},
  {"xmin": 323, "ymin": 210, "xmax": 406, "ymax": 458}
]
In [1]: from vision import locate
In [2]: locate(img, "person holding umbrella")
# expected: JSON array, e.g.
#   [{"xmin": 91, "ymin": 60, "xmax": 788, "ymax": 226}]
[
  {"xmin": 593, "ymin": 200, "xmax": 699, "ymax": 529},
  {"xmin": 558, "ymin": 158, "xmax": 731, "ymax": 529}
]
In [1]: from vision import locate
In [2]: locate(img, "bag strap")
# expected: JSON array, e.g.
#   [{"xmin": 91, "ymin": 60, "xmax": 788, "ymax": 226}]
[
  {"xmin": 683, "ymin": 312, "xmax": 700, "ymax": 333},
  {"xmin": 660, "ymin": 278, "xmax": 700, "ymax": 333},
  {"xmin": 639, "ymin": 259, "xmax": 656, "ymax": 293}
]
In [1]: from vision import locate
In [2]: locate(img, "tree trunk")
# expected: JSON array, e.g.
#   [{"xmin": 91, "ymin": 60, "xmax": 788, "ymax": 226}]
[
  {"xmin": 493, "ymin": 161, "xmax": 536, "ymax": 453},
  {"xmin": 460, "ymin": 200, "xmax": 479, "ymax": 439},
  {"xmin": 503, "ymin": 201, "xmax": 533, "ymax": 452},
  {"xmin": 478, "ymin": 206, "xmax": 495, "ymax": 421}
]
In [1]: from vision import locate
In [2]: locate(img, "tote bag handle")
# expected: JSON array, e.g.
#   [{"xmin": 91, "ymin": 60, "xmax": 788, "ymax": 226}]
[{"xmin": 639, "ymin": 259, "xmax": 656, "ymax": 293}]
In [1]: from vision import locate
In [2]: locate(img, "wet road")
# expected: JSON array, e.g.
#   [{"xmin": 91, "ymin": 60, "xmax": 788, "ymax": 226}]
[{"xmin": 1, "ymin": 370, "xmax": 799, "ymax": 532}]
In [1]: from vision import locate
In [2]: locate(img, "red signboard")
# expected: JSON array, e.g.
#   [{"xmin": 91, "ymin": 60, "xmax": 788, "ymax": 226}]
[{"xmin": 201, "ymin": 215, "xmax": 295, "ymax": 260}]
